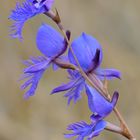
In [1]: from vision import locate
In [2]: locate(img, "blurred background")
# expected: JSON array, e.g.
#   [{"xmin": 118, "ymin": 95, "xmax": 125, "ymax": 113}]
[{"xmin": 0, "ymin": 0, "xmax": 140, "ymax": 139}]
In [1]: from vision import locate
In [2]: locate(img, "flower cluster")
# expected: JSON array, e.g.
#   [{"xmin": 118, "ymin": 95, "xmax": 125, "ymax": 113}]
[{"xmin": 10, "ymin": 0, "xmax": 122, "ymax": 140}]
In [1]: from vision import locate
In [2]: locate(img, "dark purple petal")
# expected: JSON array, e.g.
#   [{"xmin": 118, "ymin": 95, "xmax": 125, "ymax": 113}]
[
  {"xmin": 95, "ymin": 68, "xmax": 121, "ymax": 80},
  {"xmin": 86, "ymin": 85, "xmax": 118, "ymax": 118},
  {"xmin": 36, "ymin": 24, "xmax": 66, "ymax": 58},
  {"xmin": 111, "ymin": 91, "xmax": 119, "ymax": 108},
  {"xmin": 68, "ymin": 33, "xmax": 103, "ymax": 72},
  {"xmin": 90, "ymin": 114, "xmax": 102, "ymax": 123},
  {"xmin": 88, "ymin": 49, "xmax": 101, "ymax": 72},
  {"xmin": 33, "ymin": 0, "xmax": 54, "ymax": 10}
]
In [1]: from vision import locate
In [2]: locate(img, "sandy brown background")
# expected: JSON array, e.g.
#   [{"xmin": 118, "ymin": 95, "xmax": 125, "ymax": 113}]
[{"xmin": 0, "ymin": 0, "xmax": 140, "ymax": 140}]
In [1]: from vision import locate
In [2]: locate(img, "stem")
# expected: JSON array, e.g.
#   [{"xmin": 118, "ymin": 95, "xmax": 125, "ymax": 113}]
[
  {"xmin": 45, "ymin": 10, "xmax": 136, "ymax": 140},
  {"xmin": 105, "ymin": 122, "xmax": 123, "ymax": 136}
]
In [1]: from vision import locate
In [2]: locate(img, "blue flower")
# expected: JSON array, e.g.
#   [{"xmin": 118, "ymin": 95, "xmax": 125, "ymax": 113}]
[
  {"xmin": 65, "ymin": 86, "xmax": 118, "ymax": 140},
  {"xmin": 21, "ymin": 24, "xmax": 67, "ymax": 99},
  {"xmin": 65, "ymin": 120, "xmax": 107, "ymax": 140},
  {"xmin": 9, "ymin": 0, "xmax": 54, "ymax": 40},
  {"xmin": 68, "ymin": 33, "xmax": 103, "ymax": 72},
  {"xmin": 68, "ymin": 33, "xmax": 121, "ymax": 79},
  {"xmin": 51, "ymin": 33, "xmax": 121, "ymax": 104},
  {"xmin": 86, "ymin": 85, "xmax": 119, "ymax": 119}
]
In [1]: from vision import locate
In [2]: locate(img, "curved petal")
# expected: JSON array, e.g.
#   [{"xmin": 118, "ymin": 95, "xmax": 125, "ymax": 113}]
[
  {"xmin": 36, "ymin": 24, "xmax": 66, "ymax": 58},
  {"xmin": 68, "ymin": 33, "xmax": 103, "ymax": 72},
  {"xmin": 85, "ymin": 85, "xmax": 118, "ymax": 118},
  {"xmin": 95, "ymin": 68, "xmax": 121, "ymax": 80},
  {"xmin": 51, "ymin": 80, "xmax": 78, "ymax": 94},
  {"xmin": 111, "ymin": 91, "xmax": 119, "ymax": 108},
  {"xmin": 88, "ymin": 49, "xmax": 101, "ymax": 72}
]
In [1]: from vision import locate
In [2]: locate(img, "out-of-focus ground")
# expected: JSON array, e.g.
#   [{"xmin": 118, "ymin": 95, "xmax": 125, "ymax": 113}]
[{"xmin": 0, "ymin": 0, "xmax": 140, "ymax": 140}]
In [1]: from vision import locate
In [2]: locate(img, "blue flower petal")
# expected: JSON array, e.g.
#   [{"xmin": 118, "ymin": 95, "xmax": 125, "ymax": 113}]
[
  {"xmin": 24, "ymin": 58, "xmax": 51, "ymax": 73},
  {"xmin": 65, "ymin": 120, "xmax": 106, "ymax": 140},
  {"xmin": 51, "ymin": 69, "xmax": 86, "ymax": 105},
  {"xmin": 95, "ymin": 68, "xmax": 121, "ymax": 80},
  {"xmin": 21, "ymin": 56, "xmax": 51, "ymax": 99},
  {"xmin": 23, "ymin": 70, "xmax": 45, "ymax": 99},
  {"xmin": 9, "ymin": 0, "xmax": 48, "ymax": 40},
  {"xmin": 88, "ymin": 120, "xmax": 107, "ymax": 138},
  {"xmin": 65, "ymin": 121, "xmax": 94, "ymax": 139},
  {"xmin": 52, "ymin": 63, "xmax": 59, "ymax": 71},
  {"xmin": 51, "ymin": 80, "xmax": 78, "ymax": 94},
  {"xmin": 36, "ymin": 24, "xmax": 66, "ymax": 58},
  {"xmin": 51, "ymin": 75, "xmax": 85, "ymax": 105},
  {"xmin": 86, "ymin": 85, "xmax": 119, "ymax": 118},
  {"xmin": 65, "ymin": 81, "xmax": 84, "ymax": 105},
  {"xmin": 68, "ymin": 33, "xmax": 103, "ymax": 72}
]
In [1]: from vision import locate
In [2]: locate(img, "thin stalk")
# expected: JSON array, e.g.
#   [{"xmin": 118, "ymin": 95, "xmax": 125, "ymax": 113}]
[{"xmin": 45, "ymin": 10, "xmax": 136, "ymax": 140}]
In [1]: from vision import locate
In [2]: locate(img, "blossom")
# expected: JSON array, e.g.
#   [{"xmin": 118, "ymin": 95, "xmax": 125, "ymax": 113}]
[
  {"xmin": 51, "ymin": 33, "xmax": 121, "ymax": 104},
  {"xmin": 65, "ymin": 120, "xmax": 107, "ymax": 140},
  {"xmin": 68, "ymin": 33, "xmax": 121, "ymax": 79},
  {"xmin": 21, "ymin": 24, "xmax": 67, "ymax": 99},
  {"xmin": 9, "ymin": 0, "xmax": 54, "ymax": 40},
  {"xmin": 85, "ymin": 85, "xmax": 119, "ymax": 119},
  {"xmin": 65, "ymin": 86, "xmax": 118, "ymax": 140}
]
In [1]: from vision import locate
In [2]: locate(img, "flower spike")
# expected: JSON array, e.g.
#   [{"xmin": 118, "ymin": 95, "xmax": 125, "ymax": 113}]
[{"xmin": 51, "ymin": 33, "xmax": 121, "ymax": 105}]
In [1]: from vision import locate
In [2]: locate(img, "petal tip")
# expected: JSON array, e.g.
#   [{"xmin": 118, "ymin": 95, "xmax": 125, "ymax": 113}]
[{"xmin": 111, "ymin": 91, "xmax": 119, "ymax": 107}]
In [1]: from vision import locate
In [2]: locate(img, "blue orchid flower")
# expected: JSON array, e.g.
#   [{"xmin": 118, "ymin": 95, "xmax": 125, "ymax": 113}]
[
  {"xmin": 85, "ymin": 85, "xmax": 119, "ymax": 119},
  {"xmin": 65, "ymin": 86, "xmax": 119, "ymax": 140},
  {"xmin": 51, "ymin": 33, "xmax": 121, "ymax": 104},
  {"xmin": 21, "ymin": 24, "xmax": 67, "ymax": 99},
  {"xmin": 9, "ymin": 0, "xmax": 54, "ymax": 40},
  {"xmin": 68, "ymin": 33, "xmax": 121, "ymax": 79}
]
